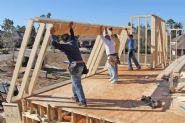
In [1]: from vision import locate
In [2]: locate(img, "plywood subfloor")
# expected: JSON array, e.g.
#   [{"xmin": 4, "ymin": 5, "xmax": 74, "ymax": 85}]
[{"xmin": 29, "ymin": 65, "xmax": 185, "ymax": 123}]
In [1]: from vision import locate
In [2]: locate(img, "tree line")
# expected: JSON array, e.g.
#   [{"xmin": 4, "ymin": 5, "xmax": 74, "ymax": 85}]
[{"xmin": 0, "ymin": 13, "xmax": 51, "ymax": 50}]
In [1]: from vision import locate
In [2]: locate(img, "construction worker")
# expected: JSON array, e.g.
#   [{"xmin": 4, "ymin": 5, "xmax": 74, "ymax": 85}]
[
  {"xmin": 125, "ymin": 28, "xmax": 141, "ymax": 70},
  {"xmin": 101, "ymin": 27, "xmax": 118, "ymax": 84},
  {"xmin": 109, "ymin": 27, "xmax": 120, "ymax": 64},
  {"xmin": 50, "ymin": 22, "xmax": 87, "ymax": 107}
]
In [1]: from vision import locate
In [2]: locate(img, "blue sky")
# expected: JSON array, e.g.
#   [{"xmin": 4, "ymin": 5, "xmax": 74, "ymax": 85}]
[{"xmin": 0, "ymin": 0, "xmax": 184, "ymax": 27}]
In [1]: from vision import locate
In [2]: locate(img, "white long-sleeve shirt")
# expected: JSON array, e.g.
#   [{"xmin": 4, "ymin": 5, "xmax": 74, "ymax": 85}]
[{"xmin": 101, "ymin": 36, "xmax": 116, "ymax": 56}]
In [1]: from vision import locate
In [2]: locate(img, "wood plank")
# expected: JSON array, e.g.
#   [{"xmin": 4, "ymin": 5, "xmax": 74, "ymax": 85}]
[
  {"xmin": 173, "ymin": 58, "xmax": 185, "ymax": 74},
  {"xmin": 32, "ymin": 17, "xmax": 124, "ymax": 36},
  {"xmin": 157, "ymin": 55, "xmax": 185, "ymax": 79},
  {"xmin": 57, "ymin": 109, "xmax": 62, "ymax": 122},
  {"xmin": 47, "ymin": 105, "xmax": 51, "ymax": 122},
  {"xmin": 169, "ymin": 30, "xmax": 172, "ymax": 62},
  {"xmin": 137, "ymin": 17, "xmax": 141, "ymax": 62},
  {"xmin": 17, "ymin": 23, "xmax": 45, "ymax": 100},
  {"xmin": 130, "ymin": 15, "xmax": 150, "ymax": 18},
  {"xmin": 156, "ymin": 18, "xmax": 161, "ymax": 66},
  {"xmin": 86, "ymin": 36, "xmax": 102, "ymax": 77},
  {"xmin": 91, "ymin": 38, "xmax": 105, "ymax": 75},
  {"xmin": 118, "ymin": 30, "xmax": 127, "ymax": 63},
  {"xmin": 165, "ymin": 30, "xmax": 168, "ymax": 63},
  {"xmin": 30, "ymin": 69, "xmax": 106, "ymax": 98},
  {"xmin": 156, "ymin": 20, "xmax": 161, "ymax": 65},
  {"xmin": 145, "ymin": 17, "xmax": 148, "ymax": 65},
  {"xmin": 71, "ymin": 113, "xmax": 77, "ymax": 123},
  {"xmin": 84, "ymin": 36, "xmax": 100, "ymax": 77},
  {"xmin": 3, "ymin": 103, "xmax": 22, "ymax": 123},
  {"xmin": 151, "ymin": 16, "xmax": 157, "ymax": 68},
  {"xmin": 87, "ymin": 38, "xmax": 102, "ymax": 76},
  {"xmin": 168, "ymin": 28, "xmax": 185, "ymax": 31},
  {"xmin": 163, "ymin": 22, "xmax": 167, "ymax": 66},
  {"xmin": 6, "ymin": 20, "xmax": 34, "ymax": 103},
  {"xmin": 22, "ymin": 112, "xmax": 41, "ymax": 122},
  {"xmin": 158, "ymin": 19, "xmax": 165, "ymax": 68},
  {"xmin": 28, "ymin": 24, "xmax": 53, "ymax": 95},
  {"xmin": 176, "ymin": 30, "xmax": 178, "ymax": 59},
  {"xmin": 151, "ymin": 14, "xmax": 165, "ymax": 22},
  {"xmin": 27, "ymin": 66, "xmax": 185, "ymax": 123}
]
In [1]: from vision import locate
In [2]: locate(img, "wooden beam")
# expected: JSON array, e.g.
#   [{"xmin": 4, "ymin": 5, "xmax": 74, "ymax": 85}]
[
  {"xmin": 157, "ymin": 55, "xmax": 185, "ymax": 79},
  {"xmin": 28, "ymin": 24, "xmax": 53, "ymax": 95},
  {"xmin": 47, "ymin": 105, "xmax": 51, "ymax": 122},
  {"xmin": 169, "ymin": 30, "xmax": 172, "ymax": 62},
  {"xmin": 151, "ymin": 14, "xmax": 165, "ymax": 22},
  {"xmin": 7, "ymin": 20, "xmax": 34, "ymax": 103},
  {"xmin": 130, "ymin": 15, "xmax": 150, "ymax": 19},
  {"xmin": 156, "ymin": 19, "xmax": 161, "ymax": 65},
  {"xmin": 168, "ymin": 28, "xmax": 185, "ymax": 31},
  {"xmin": 162, "ymin": 22, "xmax": 167, "ymax": 66},
  {"xmin": 39, "ymin": 106, "xmax": 45, "ymax": 118},
  {"xmin": 165, "ymin": 30, "xmax": 168, "ymax": 64},
  {"xmin": 151, "ymin": 16, "xmax": 157, "ymax": 68},
  {"xmin": 158, "ymin": 19, "xmax": 165, "ymax": 68},
  {"xmin": 71, "ymin": 113, "xmax": 77, "ymax": 123},
  {"xmin": 176, "ymin": 30, "xmax": 178, "ymax": 59},
  {"xmin": 57, "ymin": 109, "xmax": 62, "ymax": 122},
  {"xmin": 3, "ymin": 103, "xmax": 22, "ymax": 123},
  {"xmin": 17, "ymin": 23, "xmax": 45, "ymax": 100},
  {"xmin": 118, "ymin": 30, "xmax": 127, "ymax": 63},
  {"xmin": 91, "ymin": 37, "xmax": 105, "ymax": 75},
  {"xmin": 87, "ymin": 36, "xmax": 103, "ymax": 76},
  {"xmin": 173, "ymin": 58, "xmax": 185, "ymax": 74},
  {"xmin": 145, "ymin": 17, "xmax": 148, "ymax": 65},
  {"xmin": 181, "ymin": 30, "xmax": 185, "ymax": 56},
  {"xmin": 32, "ymin": 17, "xmax": 125, "ymax": 36},
  {"xmin": 22, "ymin": 99, "xmax": 28, "ymax": 112},
  {"xmin": 85, "ymin": 36, "xmax": 101, "ymax": 77},
  {"xmin": 137, "ymin": 17, "xmax": 141, "ymax": 62}
]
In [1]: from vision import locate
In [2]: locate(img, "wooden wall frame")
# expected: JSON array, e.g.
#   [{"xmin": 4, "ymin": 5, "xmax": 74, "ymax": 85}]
[
  {"xmin": 6, "ymin": 18, "xmax": 125, "ymax": 103},
  {"xmin": 130, "ymin": 15, "xmax": 168, "ymax": 68}
]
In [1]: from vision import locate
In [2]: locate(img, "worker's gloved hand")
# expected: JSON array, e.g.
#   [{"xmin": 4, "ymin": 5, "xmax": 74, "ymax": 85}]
[{"xmin": 68, "ymin": 21, "xmax": 74, "ymax": 28}]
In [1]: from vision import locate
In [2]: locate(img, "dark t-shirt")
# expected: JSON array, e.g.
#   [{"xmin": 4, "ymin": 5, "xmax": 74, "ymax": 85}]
[{"xmin": 50, "ymin": 29, "xmax": 83, "ymax": 62}]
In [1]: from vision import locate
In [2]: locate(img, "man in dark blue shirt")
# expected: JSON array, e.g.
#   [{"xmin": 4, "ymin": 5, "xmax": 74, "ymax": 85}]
[
  {"xmin": 50, "ymin": 22, "xmax": 87, "ymax": 107},
  {"xmin": 125, "ymin": 28, "xmax": 141, "ymax": 70}
]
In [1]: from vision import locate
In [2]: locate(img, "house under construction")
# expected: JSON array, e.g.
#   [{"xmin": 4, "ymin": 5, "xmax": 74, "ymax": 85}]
[{"xmin": 2, "ymin": 14, "xmax": 185, "ymax": 123}]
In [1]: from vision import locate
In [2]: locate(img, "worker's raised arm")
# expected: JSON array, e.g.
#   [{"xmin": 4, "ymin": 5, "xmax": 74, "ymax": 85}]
[
  {"xmin": 68, "ymin": 22, "xmax": 75, "ymax": 41},
  {"xmin": 50, "ymin": 27, "xmax": 61, "ymax": 49},
  {"xmin": 50, "ymin": 27, "xmax": 57, "ymax": 42},
  {"xmin": 125, "ymin": 28, "xmax": 130, "ymax": 38}
]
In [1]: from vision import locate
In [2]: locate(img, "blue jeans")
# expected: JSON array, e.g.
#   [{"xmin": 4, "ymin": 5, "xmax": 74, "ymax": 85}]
[
  {"xmin": 128, "ymin": 49, "xmax": 140, "ymax": 69},
  {"xmin": 69, "ymin": 64, "xmax": 86, "ymax": 103},
  {"xmin": 108, "ymin": 63, "xmax": 118, "ymax": 81}
]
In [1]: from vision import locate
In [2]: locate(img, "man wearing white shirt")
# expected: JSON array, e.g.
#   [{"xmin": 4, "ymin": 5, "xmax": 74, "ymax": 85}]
[{"xmin": 101, "ymin": 27, "xmax": 118, "ymax": 84}]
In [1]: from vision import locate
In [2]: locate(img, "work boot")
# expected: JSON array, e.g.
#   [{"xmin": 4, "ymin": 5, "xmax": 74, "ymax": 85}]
[
  {"xmin": 77, "ymin": 102, "xmax": 87, "ymax": 107},
  {"xmin": 71, "ymin": 97, "xmax": 79, "ymax": 103}
]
